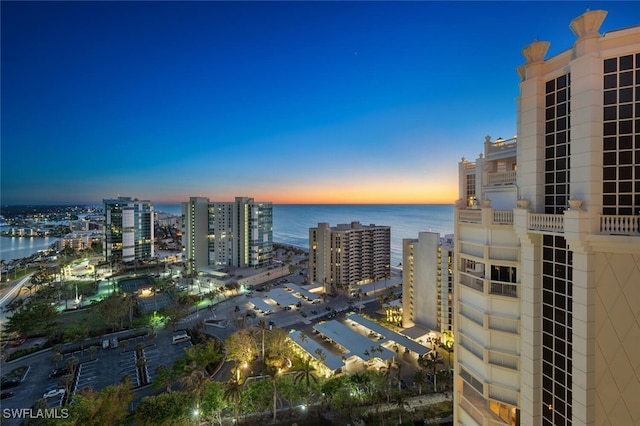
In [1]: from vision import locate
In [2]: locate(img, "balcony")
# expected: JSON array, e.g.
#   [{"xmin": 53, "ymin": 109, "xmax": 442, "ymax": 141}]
[
  {"xmin": 527, "ymin": 213, "xmax": 564, "ymax": 234},
  {"xmin": 600, "ymin": 215, "xmax": 640, "ymax": 236},
  {"xmin": 460, "ymin": 272, "xmax": 484, "ymax": 292},
  {"xmin": 489, "ymin": 281, "xmax": 518, "ymax": 298},
  {"xmin": 456, "ymin": 208, "xmax": 514, "ymax": 226},
  {"xmin": 487, "ymin": 170, "xmax": 516, "ymax": 186},
  {"xmin": 492, "ymin": 210, "xmax": 513, "ymax": 225},
  {"xmin": 486, "ymin": 136, "xmax": 517, "ymax": 156},
  {"xmin": 459, "ymin": 209, "xmax": 482, "ymax": 223}
]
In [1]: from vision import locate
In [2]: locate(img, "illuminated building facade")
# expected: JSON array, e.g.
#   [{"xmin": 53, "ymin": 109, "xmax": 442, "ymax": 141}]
[
  {"xmin": 181, "ymin": 196, "xmax": 273, "ymax": 274},
  {"xmin": 402, "ymin": 232, "xmax": 454, "ymax": 333},
  {"xmin": 103, "ymin": 197, "xmax": 154, "ymax": 263},
  {"xmin": 309, "ymin": 221, "xmax": 390, "ymax": 294},
  {"xmin": 453, "ymin": 10, "xmax": 640, "ymax": 426}
]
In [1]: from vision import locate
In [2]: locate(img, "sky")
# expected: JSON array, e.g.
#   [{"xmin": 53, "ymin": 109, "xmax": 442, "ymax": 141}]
[{"xmin": 1, "ymin": 1, "xmax": 639, "ymax": 205}]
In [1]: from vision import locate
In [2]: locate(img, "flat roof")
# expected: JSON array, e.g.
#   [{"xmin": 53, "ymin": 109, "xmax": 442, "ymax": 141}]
[
  {"xmin": 346, "ymin": 313, "xmax": 431, "ymax": 356},
  {"xmin": 249, "ymin": 297, "xmax": 274, "ymax": 313},
  {"xmin": 289, "ymin": 331, "xmax": 344, "ymax": 371},
  {"xmin": 313, "ymin": 320, "xmax": 395, "ymax": 362},
  {"xmin": 267, "ymin": 287, "xmax": 302, "ymax": 307},
  {"xmin": 284, "ymin": 283, "xmax": 320, "ymax": 301}
]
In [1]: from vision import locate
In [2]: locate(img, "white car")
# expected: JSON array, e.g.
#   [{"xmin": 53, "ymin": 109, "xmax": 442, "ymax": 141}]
[{"xmin": 43, "ymin": 388, "xmax": 65, "ymax": 399}]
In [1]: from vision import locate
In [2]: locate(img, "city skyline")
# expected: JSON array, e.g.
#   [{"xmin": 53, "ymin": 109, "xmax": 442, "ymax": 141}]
[{"xmin": 2, "ymin": 1, "xmax": 639, "ymax": 205}]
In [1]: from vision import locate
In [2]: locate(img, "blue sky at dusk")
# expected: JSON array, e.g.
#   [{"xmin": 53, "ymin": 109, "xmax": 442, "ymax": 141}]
[{"xmin": 2, "ymin": 1, "xmax": 639, "ymax": 205}]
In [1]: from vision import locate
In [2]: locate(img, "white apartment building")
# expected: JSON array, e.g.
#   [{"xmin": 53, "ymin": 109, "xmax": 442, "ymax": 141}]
[
  {"xmin": 402, "ymin": 232, "xmax": 454, "ymax": 333},
  {"xmin": 181, "ymin": 196, "xmax": 273, "ymax": 274},
  {"xmin": 103, "ymin": 197, "xmax": 154, "ymax": 263},
  {"xmin": 309, "ymin": 221, "xmax": 391, "ymax": 295},
  {"xmin": 453, "ymin": 10, "xmax": 640, "ymax": 426}
]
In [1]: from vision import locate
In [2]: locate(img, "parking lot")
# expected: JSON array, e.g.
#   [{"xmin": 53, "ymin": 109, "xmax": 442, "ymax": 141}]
[{"xmin": 0, "ymin": 331, "xmax": 194, "ymax": 426}]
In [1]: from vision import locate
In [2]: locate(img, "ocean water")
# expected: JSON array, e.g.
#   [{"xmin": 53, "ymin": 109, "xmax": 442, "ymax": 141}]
[
  {"xmin": 157, "ymin": 203, "xmax": 454, "ymax": 267},
  {"xmin": 272, "ymin": 204, "xmax": 454, "ymax": 267}
]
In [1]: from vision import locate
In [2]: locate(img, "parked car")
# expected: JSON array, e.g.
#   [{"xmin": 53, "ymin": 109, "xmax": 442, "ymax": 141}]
[
  {"xmin": 0, "ymin": 380, "xmax": 20, "ymax": 390},
  {"xmin": 43, "ymin": 388, "xmax": 65, "ymax": 399},
  {"xmin": 0, "ymin": 391, "xmax": 14, "ymax": 399},
  {"xmin": 10, "ymin": 338, "xmax": 26, "ymax": 347},
  {"xmin": 300, "ymin": 311, "xmax": 308, "ymax": 318},
  {"xmin": 49, "ymin": 368, "xmax": 70, "ymax": 379}
]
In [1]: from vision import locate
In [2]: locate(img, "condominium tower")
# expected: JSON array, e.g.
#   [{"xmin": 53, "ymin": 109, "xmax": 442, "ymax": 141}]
[
  {"xmin": 453, "ymin": 10, "xmax": 640, "ymax": 426},
  {"xmin": 103, "ymin": 197, "xmax": 154, "ymax": 263},
  {"xmin": 309, "ymin": 222, "xmax": 391, "ymax": 294},
  {"xmin": 181, "ymin": 196, "xmax": 273, "ymax": 274},
  {"xmin": 402, "ymin": 232, "xmax": 454, "ymax": 332}
]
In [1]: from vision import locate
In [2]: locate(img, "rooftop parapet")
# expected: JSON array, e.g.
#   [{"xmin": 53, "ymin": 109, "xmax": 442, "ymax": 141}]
[{"xmin": 484, "ymin": 135, "xmax": 517, "ymax": 159}]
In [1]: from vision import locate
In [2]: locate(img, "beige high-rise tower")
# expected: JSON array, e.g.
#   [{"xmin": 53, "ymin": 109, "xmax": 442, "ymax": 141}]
[
  {"xmin": 309, "ymin": 221, "xmax": 391, "ymax": 295},
  {"xmin": 453, "ymin": 10, "xmax": 640, "ymax": 426}
]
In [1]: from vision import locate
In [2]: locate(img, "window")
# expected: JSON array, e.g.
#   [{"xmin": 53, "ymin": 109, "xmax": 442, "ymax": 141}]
[
  {"xmin": 544, "ymin": 74, "xmax": 571, "ymax": 214},
  {"xmin": 602, "ymin": 54, "xmax": 640, "ymax": 214}
]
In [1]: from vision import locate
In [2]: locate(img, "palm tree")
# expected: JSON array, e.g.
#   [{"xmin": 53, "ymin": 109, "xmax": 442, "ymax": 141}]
[
  {"xmin": 223, "ymin": 379, "xmax": 243, "ymax": 425},
  {"xmin": 294, "ymin": 356, "xmax": 318, "ymax": 415},
  {"xmin": 179, "ymin": 362, "xmax": 209, "ymax": 413},
  {"xmin": 394, "ymin": 390, "xmax": 410, "ymax": 425},
  {"xmin": 88, "ymin": 345, "xmax": 98, "ymax": 361},
  {"xmin": 266, "ymin": 366, "xmax": 280, "ymax": 424},
  {"xmin": 413, "ymin": 369, "xmax": 426, "ymax": 395},
  {"xmin": 51, "ymin": 352, "xmax": 63, "ymax": 369},
  {"xmin": 257, "ymin": 319, "xmax": 267, "ymax": 361},
  {"xmin": 418, "ymin": 351, "xmax": 443, "ymax": 392},
  {"xmin": 153, "ymin": 364, "xmax": 178, "ymax": 393},
  {"xmin": 64, "ymin": 356, "xmax": 79, "ymax": 377}
]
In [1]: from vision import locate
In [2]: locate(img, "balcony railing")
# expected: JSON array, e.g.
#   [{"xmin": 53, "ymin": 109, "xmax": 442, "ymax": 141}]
[
  {"xmin": 489, "ymin": 281, "xmax": 518, "ymax": 298},
  {"xmin": 459, "ymin": 393, "xmax": 487, "ymax": 426},
  {"xmin": 460, "ymin": 273, "xmax": 484, "ymax": 292},
  {"xmin": 488, "ymin": 350, "xmax": 519, "ymax": 370},
  {"xmin": 600, "ymin": 215, "xmax": 640, "ymax": 236},
  {"xmin": 486, "ymin": 136, "xmax": 517, "ymax": 156},
  {"xmin": 487, "ymin": 170, "xmax": 516, "ymax": 186},
  {"xmin": 528, "ymin": 213, "xmax": 564, "ymax": 233},
  {"xmin": 492, "ymin": 210, "xmax": 513, "ymax": 225},
  {"xmin": 488, "ymin": 316, "xmax": 520, "ymax": 334},
  {"xmin": 459, "ymin": 209, "xmax": 482, "ymax": 223}
]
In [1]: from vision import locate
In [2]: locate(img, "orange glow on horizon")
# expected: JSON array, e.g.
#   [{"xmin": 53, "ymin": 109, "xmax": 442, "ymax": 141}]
[{"xmin": 155, "ymin": 178, "xmax": 458, "ymax": 205}]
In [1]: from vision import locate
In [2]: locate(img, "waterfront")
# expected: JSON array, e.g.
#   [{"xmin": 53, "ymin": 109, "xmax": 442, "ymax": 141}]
[
  {"xmin": 1, "ymin": 204, "xmax": 454, "ymax": 265},
  {"xmin": 0, "ymin": 230, "xmax": 57, "ymax": 262},
  {"xmin": 157, "ymin": 203, "xmax": 455, "ymax": 267}
]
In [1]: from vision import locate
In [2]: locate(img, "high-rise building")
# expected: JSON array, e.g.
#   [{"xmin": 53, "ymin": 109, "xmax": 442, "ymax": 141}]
[
  {"xmin": 453, "ymin": 10, "xmax": 640, "ymax": 426},
  {"xmin": 103, "ymin": 197, "xmax": 154, "ymax": 263},
  {"xmin": 181, "ymin": 196, "xmax": 273, "ymax": 274},
  {"xmin": 309, "ymin": 221, "xmax": 390, "ymax": 294},
  {"xmin": 402, "ymin": 232, "xmax": 454, "ymax": 332}
]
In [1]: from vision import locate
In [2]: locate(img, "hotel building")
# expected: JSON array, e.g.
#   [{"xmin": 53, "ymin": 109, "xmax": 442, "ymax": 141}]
[
  {"xmin": 181, "ymin": 196, "xmax": 273, "ymax": 274},
  {"xmin": 453, "ymin": 10, "xmax": 640, "ymax": 426},
  {"xmin": 402, "ymin": 232, "xmax": 454, "ymax": 333},
  {"xmin": 309, "ymin": 221, "xmax": 391, "ymax": 294},
  {"xmin": 103, "ymin": 197, "xmax": 154, "ymax": 263}
]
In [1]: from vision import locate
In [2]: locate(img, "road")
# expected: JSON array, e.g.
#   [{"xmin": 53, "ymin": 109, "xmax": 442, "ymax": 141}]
[{"xmin": 0, "ymin": 274, "xmax": 33, "ymax": 332}]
